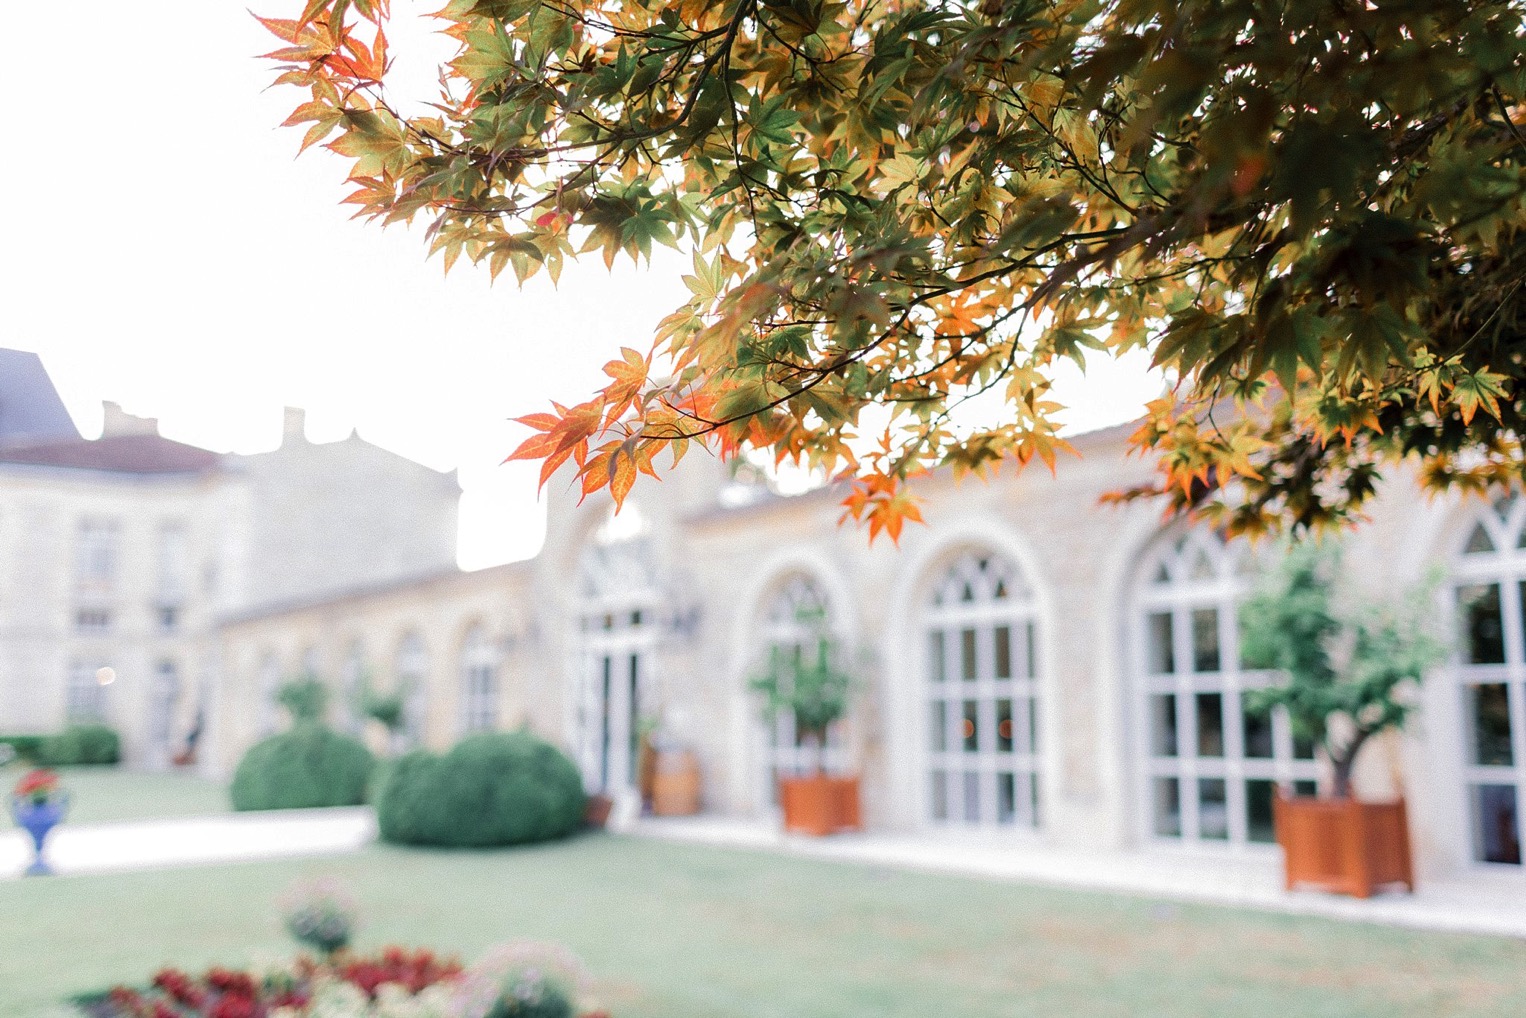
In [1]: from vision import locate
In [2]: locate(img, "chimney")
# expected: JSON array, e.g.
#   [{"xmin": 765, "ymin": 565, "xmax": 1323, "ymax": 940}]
[
  {"xmin": 100, "ymin": 401, "xmax": 159, "ymax": 438},
  {"xmin": 282, "ymin": 406, "xmax": 307, "ymax": 444}
]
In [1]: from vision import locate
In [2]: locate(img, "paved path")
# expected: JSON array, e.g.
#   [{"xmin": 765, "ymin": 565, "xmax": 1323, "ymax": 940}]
[
  {"xmin": 629, "ymin": 814, "xmax": 1526, "ymax": 940},
  {"xmin": 5, "ymin": 807, "xmax": 1522, "ymax": 941},
  {"xmin": 0, "ymin": 807, "xmax": 374, "ymax": 879}
]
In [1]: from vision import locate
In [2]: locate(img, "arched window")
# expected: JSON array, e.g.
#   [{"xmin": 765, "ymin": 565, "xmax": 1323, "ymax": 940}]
[
  {"xmin": 460, "ymin": 625, "xmax": 498, "ymax": 734},
  {"xmin": 256, "ymin": 653, "xmax": 282, "ymax": 736},
  {"xmin": 341, "ymin": 639, "xmax": 367, "ymax": 735},
  {"xmin": 758, "ymin": 575, "xmax": 850, "ymax": 800},
  {"xmin": 923, "ymin": 551, "xmax": 1041, "ymax": 829},
  {"xmin": 1134, "ymin": 529, "xmax": 1317, "ymax": 847},
  {"xmin": 575, "ymin": 502, "xmax": 658, "ymax": 795},
  {"xmin": 395, "ymin": 632, "xmax": 430, "ymax": 749},
  {"xmin": 1451, "ymin": 497, "xmax": 1526, "ymax": 866}
]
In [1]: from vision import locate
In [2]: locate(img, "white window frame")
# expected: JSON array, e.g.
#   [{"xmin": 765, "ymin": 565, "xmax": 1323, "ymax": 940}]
[
  {"xmin": 65, "ymin": 660, "xmax": 108, "ymax": 723},
  {"xmin": 1132, "ymin": 529, "xmax": 1318, "ymax": 851},
  {"xmin": 1449, "ymin": 498, "xmax": 1526, "ymax": 868},
  {"xmin": 756, "ymin": 575, "xmax": 851, "ymax": 804},
  {"xmin": 574, "ymin": 510, "xmax": 658, "ymax": 797},
  {"xmin": 922, "ymin": 551, "xmax": 1042, "ymax": 831},
  {"xmin": 395, "ymin": 632, "xmax": 430, "ymax": 749},
  {"xmin": 459, "ymin": 626, "xmax": 498, "ymax": 735}
]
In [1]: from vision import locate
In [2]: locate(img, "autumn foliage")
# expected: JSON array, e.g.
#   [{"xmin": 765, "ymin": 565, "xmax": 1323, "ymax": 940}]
[{"xmin": 259, "ymin": 0, "xmax": 1526, "ymax": 539}]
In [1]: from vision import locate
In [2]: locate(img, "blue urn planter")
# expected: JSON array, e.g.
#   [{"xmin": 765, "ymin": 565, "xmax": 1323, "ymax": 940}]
[{"xmin": 11, "ymin": 795, "xmax": 67, "ymax": 876}]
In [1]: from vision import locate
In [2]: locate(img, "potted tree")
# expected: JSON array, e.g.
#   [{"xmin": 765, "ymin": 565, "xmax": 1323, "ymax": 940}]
[
  {"xmin": 752, "ymin": 623, "xmax": 860, "ymax": 836},
  {"xmin": 1240, "ymin": 541, "xmax": 1444, "ymax": 898}
]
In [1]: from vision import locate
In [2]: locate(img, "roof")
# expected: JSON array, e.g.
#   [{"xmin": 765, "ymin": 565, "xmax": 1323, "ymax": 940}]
[
  {"xmin": 0, "ymin": 433, "xmax": 222, "ymax": 475},
  {"xmin": 0, "ymin": 350, "xmax": 81, "ymax": 446}
]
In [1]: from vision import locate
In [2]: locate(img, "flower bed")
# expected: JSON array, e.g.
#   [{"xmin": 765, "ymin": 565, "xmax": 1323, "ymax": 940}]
[{"xmin": 79, "ymin": 945, "xmax": 610, "ymax": 1018}]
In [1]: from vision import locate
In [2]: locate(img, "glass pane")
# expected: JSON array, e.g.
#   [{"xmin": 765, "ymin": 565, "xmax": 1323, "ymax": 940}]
[
  {"xmin": 997, "ymin": 772, "xmax": 1016, "ymax": 825},
  {"xmin": 1243, "ymin": 704, "xmax": 1274, "ymax": 759},
  {"xmin": 1470, "ymin": 684, "xmax": 1514, "ymax": 766},
  {"xmin": 962, "ymin": 700, "xmax": 979, "ymax": 753},
  {"xmin": 1196, "ymin": 692, "xmax": 1225, "ymax": 758},
  {"xmin": 1027, "ymin": 696, "xmax": 1038, "ymax": 754},
  {"xmin": 1190, "ymin": 547, "xmax": 1215, "ymax": 580},
  {"xmin": 931, "ymin": 770, "xmax": 948, "ymax": 821},
  {"xmin": 1293, "ymin": 779, "xmax": 1318, "ymax": 799},
  {"xmin": 1458, "ymin": 584, "xmax": 1506, "ymax": 665},
  {"xmin": 1025, "ymin": 621, "xmax": 1037, "ymax": 679},
  {"xmin": 1030, "ymin": 773, "xmax": 1040, "ymax": 828},
  {"xmin": 1465, "ymin": 522, "xmax": 1496, "ymax": 553},
  {"xmin": 1293, "ymin": 730, "xmax": 1317, "ymax": 760},
  {"xmin": 1192, "ymin": 608, "xmax": 1221, "ymax": 672},
  {"xmin": 961, "ymin": 628, "xmax": 977, "ymax": 681},
  {"xmin": 963, "ymin": 771, "xmax": 981, "ymax": 824},
  {"xmin": 1198, "ymin": 778, "xmax": 1229, "ymax": 840},
  {"xmin": 1147, "ymin": 612, "xmax": 1175, "ymax": 674},
  {"xmin": 1471, "ymin": 784, "xmax": 1522, "ymax": 865},
  {"xmin": 996, "ymin": 699, "xmax": 1014, "ymax": 752},
  {"xmin": 930, "ymin": 700, "xmax": 947, "ymax": 753},
  {"xmin": 994, "ymin": 626, "xmax": 1012, "ymax": 679},
  {"xmin": 1150, "ymin": 694, "xmax": 1178, "ymax": 757},
  {"xmin": 1152, "ymin": 777, "xmax": 1181, "ymax": 838},
  {"xmin": 1246, "ymin": 779, "xmax": 1276, "ymax": 844},
  {"xmin": 928, "ymin": 630, "xmax": 946, "ymax": 683}
]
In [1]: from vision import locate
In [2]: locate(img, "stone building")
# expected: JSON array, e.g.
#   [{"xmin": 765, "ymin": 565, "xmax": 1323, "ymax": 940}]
[
  {"xmin": 212, "ymin": 418, "xmax": 1523, "ymax": 885},
  {"xmin": 0, "ymin": 351, "xmax": 458, "ymax": 767},
  {"xmin": 3, "ymin": 348, "xmax": 1522, "ymax": 886}
]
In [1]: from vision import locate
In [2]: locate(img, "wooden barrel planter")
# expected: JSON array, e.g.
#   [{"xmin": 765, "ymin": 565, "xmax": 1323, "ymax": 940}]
[
  {"xmin": 651, "ymin": 748, "xmax": 702, "ymax": 816},
  {"xmin": 1273, "ymin": 792, "xmax": 1415, "ymax": 898},
  {"xmin": 778, "ymin": 774, "xmax": 862, "ymax": 836}
]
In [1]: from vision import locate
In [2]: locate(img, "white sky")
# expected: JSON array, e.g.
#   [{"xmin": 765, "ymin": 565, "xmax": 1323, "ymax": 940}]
[{"xmin": 0, "ymin": 2, "xmax": 1161, "ymax": 569}]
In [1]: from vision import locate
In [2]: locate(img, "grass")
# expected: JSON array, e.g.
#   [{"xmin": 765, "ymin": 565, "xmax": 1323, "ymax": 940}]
[
  {"xmin": 1, "ymin": 835, "xmax": 1523, "ymax": 1018},
  {"xmin": 1, "ymin": 765, "xmax": 228, "ymax": 826}
]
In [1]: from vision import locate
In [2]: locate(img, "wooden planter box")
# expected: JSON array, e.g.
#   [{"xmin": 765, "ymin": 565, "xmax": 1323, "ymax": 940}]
[
  {"xmin": 778, "ymin": 774, "xmax": 862, "ymax": 836},
  {"xmin": 1273, "ymin": 792, "xmax": 1415, "ymax": 898}
]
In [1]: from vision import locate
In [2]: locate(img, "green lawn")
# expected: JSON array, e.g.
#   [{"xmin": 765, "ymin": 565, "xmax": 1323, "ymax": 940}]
[
  {"xmin": 0, "ymin": 765, "xmax": 228, "ymax": 826},
  {"xmin": 1, "ymin": 836, "xmax": 1523, "ymax": 1018}
]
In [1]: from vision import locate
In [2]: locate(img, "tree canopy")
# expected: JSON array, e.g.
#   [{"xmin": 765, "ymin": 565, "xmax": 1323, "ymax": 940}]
[{"xmin": 260, "ymin": 0, "xmax": 1526, "ymax": 539}]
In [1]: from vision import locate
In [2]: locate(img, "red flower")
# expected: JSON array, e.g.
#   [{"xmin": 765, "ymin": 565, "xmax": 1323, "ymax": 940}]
[
  {"xmin": 13, "ymin": 769, "xmax": 58, "ymax": 801},
  {"xmin": 208, "ymin": 993, "xmax": 257, "ymax": 1018}
]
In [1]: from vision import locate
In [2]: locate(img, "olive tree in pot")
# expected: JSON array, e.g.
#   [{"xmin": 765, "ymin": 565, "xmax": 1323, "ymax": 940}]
[
  {"xmin": 751, "ymin": 616, "xmax": 860, "ymax": 836},
  {"xmin": 1240, "ymin": 541, "xmax": 1445, "ymax": 897}
]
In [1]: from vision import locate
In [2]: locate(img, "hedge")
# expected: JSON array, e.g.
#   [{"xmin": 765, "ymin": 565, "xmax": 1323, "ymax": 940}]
[
  {"xmin": 376, "ymin": 731, "xmax": 585, "ymax": 848},
  {"xmin": 0, "ymin": 734, "xmax": 46, "ymax": 764},
  {"xmin": 37, "ymin": 724, "xmax": 120, "ymax": 766},
  {"xmin": 230, "ymin": 722, "xmax": 373, "ymax": 811}
]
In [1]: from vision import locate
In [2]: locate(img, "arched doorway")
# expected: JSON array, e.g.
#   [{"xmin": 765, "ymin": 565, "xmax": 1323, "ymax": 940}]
[
  {"xmin": 1131, "ymin": 528, "xmax": 1316, "ymax": 847},
  {"xmin": 922, "ymin": 550, "xmax": 1042, "ymax": 829},
  {"xmin": 1450, "ymin": 498, "xmax": 1526, "ymax": 866},
  {"xmin": 575, "ymin": 504, "xmax": 659, "ymax": 797}
]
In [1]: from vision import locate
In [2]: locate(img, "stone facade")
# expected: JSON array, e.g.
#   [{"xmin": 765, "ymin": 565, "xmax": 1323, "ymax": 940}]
[
  {"xmin": 0, "ymin": 358, "xmax": 460, "ymax": 767},
  {"xmin": 4, "ymin": 350, "xmax": 1522, "ymax": 885},
  {"xmin": 212, "ymin": 420, "xmax": 1524, "ymax": 884}
]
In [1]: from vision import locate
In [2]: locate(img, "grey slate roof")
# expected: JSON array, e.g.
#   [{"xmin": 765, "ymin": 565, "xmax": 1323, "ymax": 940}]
[{"xmin": 0, "ymin": 349, "xmax": 82, "ymax": 447}]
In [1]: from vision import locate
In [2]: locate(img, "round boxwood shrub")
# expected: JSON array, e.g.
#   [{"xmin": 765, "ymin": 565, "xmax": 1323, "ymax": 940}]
[
  {"xmin": 230, "ymin": 722, "xmax": 373, "ymax": 811},
  {"xmin": 376, "ymin": 731, "xmax": 585, "ymax": 847},
  {"xmin": 38, "ymin": 723, "xmax": 120, "ymax": 765}
]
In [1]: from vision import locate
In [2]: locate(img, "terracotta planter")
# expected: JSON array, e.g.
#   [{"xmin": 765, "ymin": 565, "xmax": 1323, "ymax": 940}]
[
  {"xmin": 651, "ymin": 749, "xmax": 701, "ymax": 816},
  {"xmin": 1273, "ymin": 792, "xmax": 1415, "ymax": 898},
  {"xmin": 583, "ymin": 793, "xmax": 614, "ymax": 829},
  {"xmin": 778, "ymin": 774, "xmax": 862, "ymax": 836}
]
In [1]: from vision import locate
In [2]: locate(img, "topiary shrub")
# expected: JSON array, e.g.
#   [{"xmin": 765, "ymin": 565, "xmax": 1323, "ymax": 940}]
[
  {"xmin": 38, "ymin": 723, "xmax": 121, "ymax": 765},
  {"xmin": 376, "ymin": 731, "xmax": 585, "ymax": 848},
  {"xmin": 230, "ymin": 722, "xmax": 373, "ymax": 811}
]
